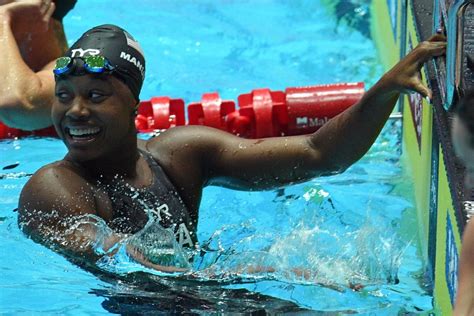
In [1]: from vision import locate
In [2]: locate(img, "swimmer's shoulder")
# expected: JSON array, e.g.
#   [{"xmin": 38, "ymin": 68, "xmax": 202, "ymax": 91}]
[
  {"xmin": 142, "ymin": 126, "xmax": 209, "ymax": 169},
  {"xmin": 143, "ymin": 125, "xmax": 237, "ymax": 177},
  {"xmin": 33, "ymin": 159, "xmax": 89, "ymax": 180},
  {"xmin": 21, "ymin": 159, "xmax": 94, "ymax": 203},
  {"xmin": 18, "ymin": 159, "xmax": 100, "ymax": 241},
  {"xmin": 19, "ymin": 159, "xmax": 100, "ymax": 225},
  {"xmin": 145, "ymin": 125, "xmax": 230, "ymax": 156}
]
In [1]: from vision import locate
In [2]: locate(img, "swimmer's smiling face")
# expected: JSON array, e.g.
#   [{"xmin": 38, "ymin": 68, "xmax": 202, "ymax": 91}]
[{"xmin": 52, "ymin": 74, "xmax": 137, "ymax": 162}]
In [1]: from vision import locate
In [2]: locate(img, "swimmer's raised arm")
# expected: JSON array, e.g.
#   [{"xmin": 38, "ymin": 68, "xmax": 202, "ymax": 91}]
[
  {"xmin": 302, "ymin": 34, "xmax": 446, "ymax": 173},
  {"xmin": 150, "ymin": 35, "xmax": 446, "ymax": 191},
  {"xmin": 0, "ymin": 0, "xmax": 61, "ymax": 130}
]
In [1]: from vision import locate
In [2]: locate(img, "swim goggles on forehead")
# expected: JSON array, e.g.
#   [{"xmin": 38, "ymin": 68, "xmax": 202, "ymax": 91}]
[{"xmin": 53, "ymin": 55, "xmax": 115, "ymax": 76}]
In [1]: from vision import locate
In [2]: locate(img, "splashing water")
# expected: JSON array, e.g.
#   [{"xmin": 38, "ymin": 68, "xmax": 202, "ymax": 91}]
[
  {"xmin": 40, "ymin": 173, "xmax": 406, "ymax": 293},
  {"xmin": 188, "ymin": 189, "xmax": 407, "ymax": 289}
]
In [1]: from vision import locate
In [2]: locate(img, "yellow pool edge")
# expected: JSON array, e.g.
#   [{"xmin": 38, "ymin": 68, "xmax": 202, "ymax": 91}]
[{"xmin": 371, "ymin": 0, "xmax": 463, "ymax": 315}]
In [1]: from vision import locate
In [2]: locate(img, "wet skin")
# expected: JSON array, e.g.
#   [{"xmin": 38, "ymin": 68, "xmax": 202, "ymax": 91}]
[
  {"xmin": 52, "ymin": 74, "xmax": 208, "ymax": 220},
  {"xmin": 18, "ymin": 36, "xmax": 446, "ymax": 272},
  {"xmin": 54, "ymin": 75, "xmax": 137, "ymax": 162},
  {"xmin": 0, "ymin": 0, "xmax": 69, "ymax": 130}
]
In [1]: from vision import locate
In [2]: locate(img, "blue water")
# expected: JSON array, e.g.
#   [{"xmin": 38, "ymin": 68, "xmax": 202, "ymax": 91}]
[{"xmin": 0, "ymin": 0, "xmax": 434, "ymax": 313}]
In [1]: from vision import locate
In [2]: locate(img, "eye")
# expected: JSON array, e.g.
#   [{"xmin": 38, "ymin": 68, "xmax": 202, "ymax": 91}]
[
  {"xmin": 55, "ymin": 90, "xmax": 73, "ymax": 102},
  {"xmin": 89, "ymin": 91, "xmax": 108, "ymax": 103}
]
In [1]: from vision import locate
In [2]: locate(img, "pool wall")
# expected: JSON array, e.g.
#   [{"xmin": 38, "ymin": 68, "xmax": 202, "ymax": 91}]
[{"xmin": 371, "ymin": 0, "xmax": 469, "ymax": 314}]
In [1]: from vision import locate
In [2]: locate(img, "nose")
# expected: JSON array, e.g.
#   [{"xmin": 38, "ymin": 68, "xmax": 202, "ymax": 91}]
[{"xmin": 66, "ymin": 99, "xmax": 90, "ymax": 120}]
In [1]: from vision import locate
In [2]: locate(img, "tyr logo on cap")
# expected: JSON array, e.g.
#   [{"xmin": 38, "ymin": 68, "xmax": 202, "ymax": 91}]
[{"xmin": 70, "ymin": 48, "xmax": 101, "ymax": 57}]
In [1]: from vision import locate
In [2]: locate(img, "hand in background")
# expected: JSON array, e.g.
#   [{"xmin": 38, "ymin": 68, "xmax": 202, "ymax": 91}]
[{"xmin": 0, "ymin": 0, "xmax": 55, "ymax": 35}]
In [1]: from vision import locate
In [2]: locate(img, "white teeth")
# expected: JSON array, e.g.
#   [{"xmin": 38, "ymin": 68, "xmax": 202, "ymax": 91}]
[{"xmin": 68, "ymin": 127, "xmax": 101, "ymax": 136}]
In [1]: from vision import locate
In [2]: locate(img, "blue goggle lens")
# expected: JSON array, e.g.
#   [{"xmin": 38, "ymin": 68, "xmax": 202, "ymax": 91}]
[
  {"xmin": 53, "ymin": 57, "xmax": 72, "ymax": 75},
  {"xmin": 53, "ymin": 56, "xmax": 114, "ymax": 76}
]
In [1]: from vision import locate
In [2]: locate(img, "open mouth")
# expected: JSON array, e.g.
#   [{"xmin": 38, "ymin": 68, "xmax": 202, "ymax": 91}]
[{"xmin": 66, "ymin": 127, "xmax": 102, "ymax": 141}]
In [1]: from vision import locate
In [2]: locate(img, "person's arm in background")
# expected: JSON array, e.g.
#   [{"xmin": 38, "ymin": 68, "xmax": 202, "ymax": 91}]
[
  {"xmin": 0, "ymin": 0, "xmax": 65, "ymax": 130},
  {"xmin": 454, "ymin": 220, "xmax": 474, "ymax": 315}
]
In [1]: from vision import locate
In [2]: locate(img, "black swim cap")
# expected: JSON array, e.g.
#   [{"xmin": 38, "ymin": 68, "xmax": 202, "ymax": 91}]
[
  {"xmin": 64, "ymin": 24, "xmax": 145, "ymax": 102},
  {"xmin": 52, "ymin": 0, "xmax": 77, "ymax": 21}
]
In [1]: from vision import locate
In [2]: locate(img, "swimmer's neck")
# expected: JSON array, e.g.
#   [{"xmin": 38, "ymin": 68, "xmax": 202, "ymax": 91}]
[{"xmin": 67, "ymin": 142, "xmax": 141, "ymax": 181}]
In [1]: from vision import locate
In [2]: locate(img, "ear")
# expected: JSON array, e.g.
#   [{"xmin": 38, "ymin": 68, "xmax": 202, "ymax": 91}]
[{"xmin": 133, "ymin": 102, "xmax": 139, "ymax": 116}]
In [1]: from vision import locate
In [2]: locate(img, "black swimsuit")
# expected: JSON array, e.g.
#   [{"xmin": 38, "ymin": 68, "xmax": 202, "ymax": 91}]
[{"xmin": 99, "ymin": 149, "xmax": 196, "ymax": 248}]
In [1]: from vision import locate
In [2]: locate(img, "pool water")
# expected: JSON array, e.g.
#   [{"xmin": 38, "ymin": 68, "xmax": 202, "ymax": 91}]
[{"xmin": 0, "ymin": 0, "xmax": 434, "ymax": 313}]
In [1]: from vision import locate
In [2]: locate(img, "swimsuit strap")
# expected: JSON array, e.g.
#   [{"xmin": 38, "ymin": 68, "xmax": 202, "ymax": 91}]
[
  {"xmin": 138, "ymin": 148, "xmax": 181, "ymax": 197},
  {"xmin": 137, "ymin": 148, "xmax": 196, "ymax": 248}
]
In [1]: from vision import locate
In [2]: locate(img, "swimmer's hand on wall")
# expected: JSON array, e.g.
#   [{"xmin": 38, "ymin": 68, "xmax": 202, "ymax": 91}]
[
  {"xmin": 0, "ymin": 0, "xmax": 55, "ymax": 34},
  {"xmin": 379, "ymin": 34, "xmax": 446, "ymax": 101},
  {"xmin": 284, "ymin": 34, "xmax": 445, "ymax": 176}
]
